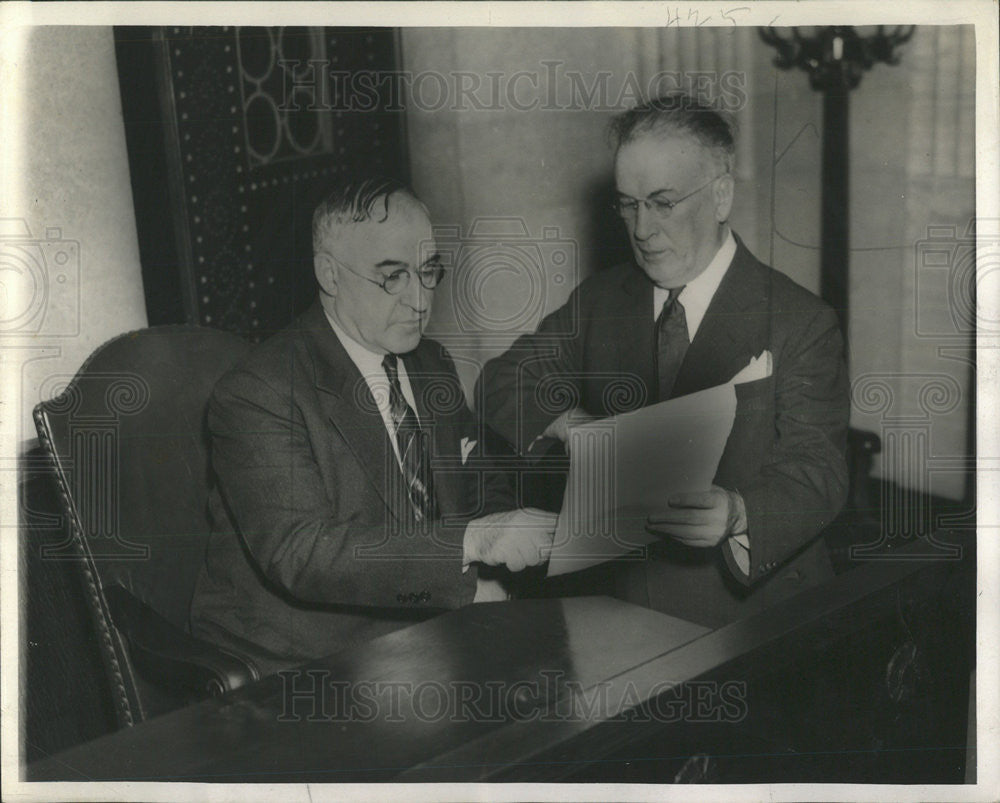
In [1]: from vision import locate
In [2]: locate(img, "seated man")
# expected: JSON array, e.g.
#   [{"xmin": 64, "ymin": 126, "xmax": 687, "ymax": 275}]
[
  {"xmin": 477, "ymin": 94, "xmax": 850, "ymax": 628},
  {"xmin": 191, "ymin": 177, "xmax": 556, "ymax": 676}
]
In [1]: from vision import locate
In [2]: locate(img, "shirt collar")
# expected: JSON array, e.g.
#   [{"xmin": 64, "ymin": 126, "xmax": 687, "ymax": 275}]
[
  {"xmin": 653, "ymin": 229, "xmax": 736, "ymax": 341},
  {"xmin": 323, "ymin": 307, "xmax": 389, "ymax": 379}
]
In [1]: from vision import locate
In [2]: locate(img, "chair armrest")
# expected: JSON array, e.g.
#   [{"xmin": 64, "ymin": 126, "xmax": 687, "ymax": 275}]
[
  {"xmin": 104, "ymin": 584, "xmax": 257, "ymax": 697},
  {"xmin": 847, "ymin": 428, "xmax": 881, "ymax": 460},
  {"xmin": 844, "ymin": 428, "xmax": 882, "ymax": 517},
  {"xmin": 823, "ymin": 428, "xmax": 883, "ymax": 574}
]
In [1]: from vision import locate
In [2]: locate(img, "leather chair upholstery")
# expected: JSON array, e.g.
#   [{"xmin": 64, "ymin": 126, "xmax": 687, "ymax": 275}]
[{"xmin": 33, "ymin": 326, "xmax": 256, "ymax": 727}]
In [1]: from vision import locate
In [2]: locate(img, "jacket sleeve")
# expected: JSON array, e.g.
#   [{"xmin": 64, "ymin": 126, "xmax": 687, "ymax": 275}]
[
  {"xmin": 476, "ymin": 285, "xmax": 586, "ymax": 455},
  {"xmin": 724, "ymin": 305, "xmax": 850, "ymax": 586},
  {"xmin": 208, "ymin": 367, "xmax": 479, "ymax": 612}
]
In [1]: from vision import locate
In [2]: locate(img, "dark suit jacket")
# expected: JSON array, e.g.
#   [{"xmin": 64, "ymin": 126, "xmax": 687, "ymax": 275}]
[
  {"xmin": 190, "ymin": 302, "xmax": 514, "ymax": 676},
  {"xmin": 477, "ymin": 235, "xmax": 850, "ymax": 628}
]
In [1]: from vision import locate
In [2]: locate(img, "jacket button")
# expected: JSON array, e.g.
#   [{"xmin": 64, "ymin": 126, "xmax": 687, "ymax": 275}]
[
  {"xmin": 408, "ymin": 592, "xmax": 419, "ymax": 603},
  {"xmin": 420, "ymin": 591, "xmax": 431, "ymax": 602}
]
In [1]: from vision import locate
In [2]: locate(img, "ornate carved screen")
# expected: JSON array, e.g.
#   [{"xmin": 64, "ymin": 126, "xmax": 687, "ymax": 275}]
[{"xmin": 116, "ymin": 26, "xmax": 408, "ymax": 337}]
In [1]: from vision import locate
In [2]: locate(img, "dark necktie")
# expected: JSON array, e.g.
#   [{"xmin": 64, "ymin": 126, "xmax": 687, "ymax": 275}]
[
  {"xmin": 656, "ymin": 286, "xmax": 689, "ymax": 402},
  {"xmin": 381, "ymin": 354, "xmax": 436, "ymax": 523}
]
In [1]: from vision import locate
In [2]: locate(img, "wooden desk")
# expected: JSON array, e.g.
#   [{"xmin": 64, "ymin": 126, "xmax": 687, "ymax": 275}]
[{"xmin": 27, "ymin": 540, "xmax": 973, "ymax": 784}]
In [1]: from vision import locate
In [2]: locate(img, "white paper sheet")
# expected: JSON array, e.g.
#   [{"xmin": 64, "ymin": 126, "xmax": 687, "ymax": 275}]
[{"xmin": 546, "ymin": 383, "xmax": 737, "ymax": 577}]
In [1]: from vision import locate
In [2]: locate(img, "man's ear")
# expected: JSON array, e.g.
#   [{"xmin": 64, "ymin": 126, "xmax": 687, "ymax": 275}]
[
  {"xmin": 713, "ymin": 173, "xmax": 735, "ymax": 223},
  {"xmin": 314, "ymin": 252, "xmax": 338, "ymax": 298}
]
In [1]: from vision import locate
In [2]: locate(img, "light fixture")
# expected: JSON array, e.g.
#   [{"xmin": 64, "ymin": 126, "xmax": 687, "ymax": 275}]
[{"xmin": 759, "ymin": 25, "xmax": 916, "ymax": 91}]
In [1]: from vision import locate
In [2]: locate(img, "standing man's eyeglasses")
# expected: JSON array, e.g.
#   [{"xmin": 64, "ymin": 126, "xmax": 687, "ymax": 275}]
[
  {"xmin": 328, "ymin": 257, "xmax": 447, "ymax": 295},
  {"xmin": 612, "ymin": 175, "xmax": 723, "ymax": 221}
]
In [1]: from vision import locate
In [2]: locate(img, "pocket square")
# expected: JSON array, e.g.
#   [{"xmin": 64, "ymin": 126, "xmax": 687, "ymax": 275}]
[
  {"xmin": 730, "ymin": 350, "xmax": 773, "ymax": 385},
  {"xmin": 460, "ymin": 437, "xmax": 477, "ymax": 464}
]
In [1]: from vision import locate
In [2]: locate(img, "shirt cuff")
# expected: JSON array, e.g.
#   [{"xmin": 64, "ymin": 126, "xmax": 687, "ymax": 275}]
[
  {"xmin": 462, "ymin": 521, "xmax": 474, "ymax": 572},
  {"xmin": 473, "ymin": 577, "xmax": 511, "ymax": 602},
  {"xmin": 728, "ymin": 535, "xmax": 750, "ymax": 577},
  {"xmin": 726, "ymin": 489, "xmax": 750, "ymax": 578}
]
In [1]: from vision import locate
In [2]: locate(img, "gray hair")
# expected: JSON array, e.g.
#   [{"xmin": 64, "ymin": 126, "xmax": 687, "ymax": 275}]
[
  {"xmin": 312, "ymin": 176, "xmax": 422, "ymax": 253},
  {"xmin": 609, "ymin": 92, "xmax": 737, "ymax": 175}
]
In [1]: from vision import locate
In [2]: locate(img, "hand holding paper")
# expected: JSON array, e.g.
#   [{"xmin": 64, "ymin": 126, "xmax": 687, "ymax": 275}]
[
  {"xmin": 547, "ymin": 383, "xmax": 738, "ymax": 576},
  {"xmin": 646, "ymin": 485, "xmax": 747, "ymax": 548}
]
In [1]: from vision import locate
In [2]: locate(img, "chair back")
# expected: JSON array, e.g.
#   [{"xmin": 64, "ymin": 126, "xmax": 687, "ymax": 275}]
[{"xmin": 33, "ymin": 326, "xmax": 249, "ymax": 723}]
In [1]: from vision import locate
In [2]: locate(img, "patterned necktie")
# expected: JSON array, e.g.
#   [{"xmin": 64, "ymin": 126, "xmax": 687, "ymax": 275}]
[
  {"xmin": 381, "ymin": 354, "xmax": 436, "ymax": 522},
  {"xmin": 656, "ymin": 286, "xmax": 690, "ymax": 402}
]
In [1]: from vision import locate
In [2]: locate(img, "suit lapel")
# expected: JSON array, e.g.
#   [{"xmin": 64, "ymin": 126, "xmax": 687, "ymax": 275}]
[
  {"xmin": 303, "ymin": 303, "xmax": 409, "ymax": 524},
  {"xmin": 671, "ymin": 240, "xmax": 771, "ymax": 399}
]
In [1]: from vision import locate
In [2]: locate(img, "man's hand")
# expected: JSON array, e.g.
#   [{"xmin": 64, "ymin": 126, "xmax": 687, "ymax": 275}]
[
  {"xmin": 645, "ymin": 485, "xmax": 746, "ymax": 548},
  {"xmin": 464, "ymin": 508, "xmax": 557, "ymax": 572},
  {"xmin": 541, "ymin": 407, "xmax": 596, "ymax": 450}
]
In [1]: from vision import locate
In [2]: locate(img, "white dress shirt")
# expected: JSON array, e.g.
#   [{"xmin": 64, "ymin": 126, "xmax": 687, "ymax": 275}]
[
  {"xmin": 324, "ymin": 309, "xmax": 418, "ymax": 468},
  {"xmin": 652, "ymin": 229, "xmax": 736, "ymax": 338}
]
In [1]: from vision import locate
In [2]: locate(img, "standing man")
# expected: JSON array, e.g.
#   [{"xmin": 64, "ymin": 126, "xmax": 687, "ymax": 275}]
[
  {"xmin": 191, "ymin": 177, "xmax": 556, "ymax": 676},
  {"xmin": 477, "ymin": 94, "xmax": 850, "ymax": 628}
]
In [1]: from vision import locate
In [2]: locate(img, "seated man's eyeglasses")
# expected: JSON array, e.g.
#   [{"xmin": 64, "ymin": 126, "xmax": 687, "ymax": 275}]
[
  {"xmin": 613, "ymin": 175, "xmax": 724, "ymax": 221},
  {"xmin": 331, "ymin": 257, "xmax": 447, "ymax": 295}
]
